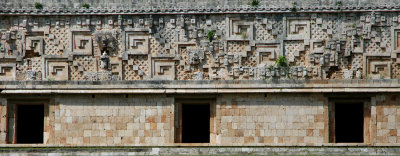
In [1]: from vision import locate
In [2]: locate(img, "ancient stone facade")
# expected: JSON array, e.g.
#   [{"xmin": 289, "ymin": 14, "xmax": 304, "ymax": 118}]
[
  {"xmin": 1, "ymin": 11, "xmax": 400, "ymax": 80},
  {"xmin": 1, "ymin": 0, "xmax": 400, "ymax": 147},
  {"xmin": 0, "ymin": 89, "xmax": 400, "ymax": 146}
]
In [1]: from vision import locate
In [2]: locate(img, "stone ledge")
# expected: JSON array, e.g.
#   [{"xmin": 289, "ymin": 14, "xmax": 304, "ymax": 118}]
[
  {"xmin": 1, "ymin": 146, "xmax": 400, "ymax": 155},
  {"xmin": 0, "ymin": 79, "xmax": 400, "ymax": 93}
]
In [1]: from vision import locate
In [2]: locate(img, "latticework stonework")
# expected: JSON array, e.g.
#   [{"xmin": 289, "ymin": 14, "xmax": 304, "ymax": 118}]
[{"xmin": 0, "ymin": 12, "xmax": 399, "ymax": 81}]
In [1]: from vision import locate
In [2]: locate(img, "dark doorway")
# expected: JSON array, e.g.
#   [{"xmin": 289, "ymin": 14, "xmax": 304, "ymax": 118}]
[
  {"xmin": 335, "ymin": 103, "xmax": 364, "ymax": 143},
  {"xmin": 17, "ymin": 105, "xmax": 44, "ymax": 144},
  {"xmin": 181, "ymin": 104, "xmax": 210, "ymax": 143}
]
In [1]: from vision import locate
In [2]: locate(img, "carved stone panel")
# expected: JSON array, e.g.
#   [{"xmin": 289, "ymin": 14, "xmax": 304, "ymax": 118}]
[
  {"xmin": 151, "ymin": 59, "xmax": 175, "ymax": 80},
  {"xmin": 0, "ymin": 13, "xmax": 397, "ymax": 81},
  {"xmin": 0, "ymin": 63, "xmax": 16, "ymax": 80},
  {"xmin": 256, "ymin": 43, "xmax": 280, "ymax": 66},
  {"xmin": 285, "ymin": 17, "xmax": 311, "ymax": 40},
  {"xmin": 44, "ymin": 58, "xmax": 69, "ymax": 80},
  {"xmin": 391, "ymin": 27, "xmax": 400, "ymax": 63},
  {"xmin": 365, "ymin": 56, "xmax": 392, "ymax": 79},
  {"xmin": 391, "ymin": 27, "xmax": 400, "ymax": 52},
  {"xmin": 70, "ymin": 29, "xmax": 92, "ymax": 55},
  {"xmin": 25, "ymin": 34, "xmax": 44, "ymax": 56},
  {"xmin": 123, "ymin": 28, "xmax": 150, "ymax": 55},
  {"xmin": 227, "ymin": 17, "xmax": 254, "ymax": 40}
]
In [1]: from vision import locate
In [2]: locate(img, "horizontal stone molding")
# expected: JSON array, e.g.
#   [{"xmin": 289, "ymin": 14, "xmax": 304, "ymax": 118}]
[
  {"xmin": 1, "ymin": 5, "xmax": 400, "ymax": 15},
  {"xmin": 1, "ymin": 146, "xmax": 400, "ymax": 155},
  {"xmin": 1, "ymin": 79, "xmax": 400, "ymax": 93}
]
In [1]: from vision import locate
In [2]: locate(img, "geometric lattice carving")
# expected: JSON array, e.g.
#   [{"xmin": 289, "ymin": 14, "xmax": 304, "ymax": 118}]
[
  {"xmin": 256, "ymin": 43, "xmax": 279, "ymax": 66},
  {"xmin": 391, "ymin": 27, "xmax": 400, "ymax": 52},
  {"xmin": 391, "ymin": 27, "xmax": 400, "ymax": 63},
  {"xmin": 123, "ymin": 55, "xmax": 149, "ymax": 80},
  {"xmin": 0, "ymin": 12, "xmax": 399, "ymax": 81},
  {"xmin": 123, "ymin": 28, "xmax": 150, "ymax": 55},
  {"xmin": 152, "ymin": 59, "xmax": 175, "ymax": 80},
  {"xmin": 70, "ymin": 29, "xmax": 92, "ymax": 55},
  {"xmin": 70, "ymin": 56, "xmax": 97, "ymax": 80},
  {"xmin": 310, "ymin": 40, "xmax": 325, "ymax": 54},
  {"xmin": 366, "ymin": 57, "xmax": 391, "ymax": 79},
  {"xmin": 285, "ymin": 17, "xmax": 311, "ymax": 40},
  {"xmin": 44, "ymin": 58, "xmax": 69, "ymax": 80},
  {"xmin": 227, "ymin": 17, "xmax": 254, "ymax": 40},
  {"xmin": 25, "ymin": 35, "xmax": 44, "ymax": 56},
  {"xmin": 0, "ymin": 63, "xmax": 16, "ymax": 80}
]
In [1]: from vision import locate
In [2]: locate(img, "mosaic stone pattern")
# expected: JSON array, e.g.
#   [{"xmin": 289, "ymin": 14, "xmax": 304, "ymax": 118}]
[{"xmin": 1, "ymin": 12, "xmax": 400, "ymax": 81}]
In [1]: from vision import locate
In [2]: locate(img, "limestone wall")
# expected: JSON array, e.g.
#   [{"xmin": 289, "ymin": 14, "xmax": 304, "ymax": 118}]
[
  {"xmin": 0, "ymin": 93, "xmax": 400, "ymax": 146},
  {"xmin": 216, "ymin": 94, "xmax": 327, "ymax": 145},
  {"xmin": 375, "ymin": 94, "xmax": 400, "ymax": 144},
  {"xmin": 53, "ymin": 94, "xmax": 174, "ymax": 146}
]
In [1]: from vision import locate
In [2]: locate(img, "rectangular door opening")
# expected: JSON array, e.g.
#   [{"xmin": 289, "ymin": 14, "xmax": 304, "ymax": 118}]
[
  {"xmin": 16, "ymin": 105, "xmax": 44, "ymax": 144},
  {"xmin": 335, "ymin": 103, "xmax": 364, "ymax": 143},
  {"xmin": 181, "ymin": 103, "xmax": 210, "ymax": 143}
]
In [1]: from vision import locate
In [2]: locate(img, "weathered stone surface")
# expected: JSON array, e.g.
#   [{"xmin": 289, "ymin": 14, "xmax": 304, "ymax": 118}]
[
  {"xmin": 2, "ymin": 0, "xmax": 400, "ymax": 12},
  {"xmin": 1, "ymin": 146, "xmax": 400, "ymax": 155},
  {"xmin": 0, "ymin": 93, "xmax": 398, "ymax": 146},
  {"xmin": 0, "ymin": 8, "xmax": 399, "ymax": 81},
  {"xmin": 1, "ymin": 0, "xmax": 400, "ymax": 149}
]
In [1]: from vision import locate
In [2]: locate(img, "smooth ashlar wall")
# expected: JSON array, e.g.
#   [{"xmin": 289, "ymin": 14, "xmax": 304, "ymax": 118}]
[{"xmin": 0, "ymin": 93, "xmax": 399, "ymax": 146}]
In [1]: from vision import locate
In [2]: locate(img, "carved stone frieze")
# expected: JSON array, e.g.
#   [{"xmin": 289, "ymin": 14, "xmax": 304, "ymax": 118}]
[{"xmin": 0, "ymin": 12, "xmax": 399, "ymax": 81}]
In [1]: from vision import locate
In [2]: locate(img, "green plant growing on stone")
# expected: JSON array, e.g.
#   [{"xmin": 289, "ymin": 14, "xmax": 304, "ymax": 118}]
[
  {"xmin": 335, "ymin": 1, "xmax": 342, "ymax": 7},
  {"xmin": 290, "ymin": 2, "xmax": 297, "ymax": 12},
  {"xmin": 268, "ymin": 64, "xmax": 274, "ymax": 71},
  {"xmin": 275, "ymin": 56, "xmax": 288, "ymax": 68},
  {"xmin": 206, "ymin": 30, "xmax": 216, "ymax": 42},
  {"xmin": 35, "ymin": 2, "xmax": 43, "ymax": 10},
  {"xmin": 248, "ymin": 0, "xmax": 260, "ymax": 7},
  {"xmin": 82, "ymin": 3, "xmax": 90, "ymax": 9}
]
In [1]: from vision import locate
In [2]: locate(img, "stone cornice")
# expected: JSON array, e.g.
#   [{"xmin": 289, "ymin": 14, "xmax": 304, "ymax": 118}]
[
  {"xmin": 0, "ymin": 79, "xmax": 399, "ymax": 93},
  {"xmin": 1, "ymin": 5, "xmax": 400, "ymax": 15}
]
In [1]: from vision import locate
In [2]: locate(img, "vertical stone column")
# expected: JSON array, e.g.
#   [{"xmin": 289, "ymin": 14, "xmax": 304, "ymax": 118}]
[
  {"xmin": 321, "ymin": 95, "xmax": 330, "ymax": 143},
  {"xmin": 6, "ymin": 101, "xmax": 15, "ymax": 144},
  {"xmin": 370, "ymin": 96, "xmax": 377, "ymax": 145},
  {"xmin": 0, "ymin": 98, "xmax": 7, "ymax": 144},
  {"xmin": 44, "ymin": 98, "xmax": 55, "ymax": 144},
  {"xmin": 364, "ymin": 100, "xmax": 371, "ymax": 144}
]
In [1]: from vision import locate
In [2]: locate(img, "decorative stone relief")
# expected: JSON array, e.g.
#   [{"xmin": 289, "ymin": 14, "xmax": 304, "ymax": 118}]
[
  {"xmin": 0, "ymin": 63, "xmax": 16, "ymax": 80},
  {"xmin": 0, "ymin": 12, "xmax": 398, "ymax": 81},
  {"xmin": 152, "ymin": 59, "xmax": 175, "ymax": 80},
  {"xmin": 123, "ymin": 28, "xmax": 150, "ymax": 55},
  {"xmin": 25, "ymin": 34, "xmax": 44, "ymax": 56},
  {"xmin": 70, "ymin": 29, "xmax": 92, "ymax": 55},
  {"xmin": 44, "ymin": 58, "xmax": 69, "ymax": 80},
  {"xmin": 366, "ymin": 57, "xmax": 392, "ymax": 79},
  {"xmin": 227, "ymin": 17, "xmax": 254, "ymax": 41},
  {"xmin": 256, "ymin": 43, "xmax": 279, "ymax": 66},
  {"xmin": 285, "ymin": 17, "xmax": 311, "ymax": 40}
]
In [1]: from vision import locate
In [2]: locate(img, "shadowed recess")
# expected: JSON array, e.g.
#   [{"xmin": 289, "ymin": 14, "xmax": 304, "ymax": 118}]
[
  {"xmin": 335, "ymin": 103, "xmax": 364, "ymax": 143},
  {"xmin": 182, "ymin": 104, "xmax": 210, "ymax": 143},
  {"xmin": 17, "ymin": 105, "xmax": 44, "ymax": 144}
]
